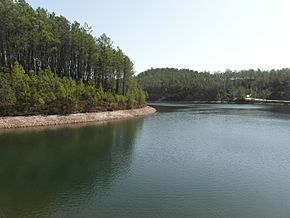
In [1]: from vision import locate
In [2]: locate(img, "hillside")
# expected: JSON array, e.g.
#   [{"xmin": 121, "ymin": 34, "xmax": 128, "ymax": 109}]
[{"xmin": 137, "ymin": 68, "xmax": 290, "ymax": 101}]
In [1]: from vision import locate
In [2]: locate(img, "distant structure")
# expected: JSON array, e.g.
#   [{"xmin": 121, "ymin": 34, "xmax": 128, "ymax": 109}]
[
  {"xmin": 228, "ymin": 77, "xmax": 255, "ymax": 82},
  {"xmin": 224, "ymin": 77, "xmax": 256, "ymax": 94}
]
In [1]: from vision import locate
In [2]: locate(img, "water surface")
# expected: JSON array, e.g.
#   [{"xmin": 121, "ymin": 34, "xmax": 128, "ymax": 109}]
[{"xmin": 1, "ymin": 103, "xmax": 290, "ymax": 217}]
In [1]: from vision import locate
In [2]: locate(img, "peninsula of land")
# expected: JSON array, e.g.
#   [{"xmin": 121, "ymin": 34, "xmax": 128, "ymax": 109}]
[{"xmin": 0, "ymin": 106, "xmax": 156, "ymax": 129}]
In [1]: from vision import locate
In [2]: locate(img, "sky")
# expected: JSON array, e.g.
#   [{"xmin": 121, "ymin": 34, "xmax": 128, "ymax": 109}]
[{"xmin": 27, "ymin": 0, "xmax": 290, "ymax": 73}]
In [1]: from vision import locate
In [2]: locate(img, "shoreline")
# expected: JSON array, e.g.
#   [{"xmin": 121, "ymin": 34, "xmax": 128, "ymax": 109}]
[
  {"xmin": 0, "ymin": 106, "xmax": 156, "ymax": 129},
  {"xmin": 149, "ymin": 99, "xmax": 290, "ymax": 105}
]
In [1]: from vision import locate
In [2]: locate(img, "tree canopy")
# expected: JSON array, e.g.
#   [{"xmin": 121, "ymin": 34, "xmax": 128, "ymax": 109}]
[
  {"xmin": 0, "ymin": 0, "xmax": 147, "ymax": 116},
  {"xmin": 137, "ymin": 68, "xmax": 290, "ymax": 101}
]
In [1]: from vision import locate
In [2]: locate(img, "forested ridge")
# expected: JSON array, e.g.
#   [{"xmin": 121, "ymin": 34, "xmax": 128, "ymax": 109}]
[
  {"xmin": 0, "ymin": 0, "xmax": 147, "ymax": 116},
  {"xmin": 137, "ymin": 68, "xmax": 290, "ymax": 101}
]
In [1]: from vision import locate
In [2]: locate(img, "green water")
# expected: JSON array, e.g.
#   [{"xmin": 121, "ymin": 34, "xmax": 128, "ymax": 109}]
[{"xmin": 1, "ymin": 103, "xmax": 290, "ymax": 217}]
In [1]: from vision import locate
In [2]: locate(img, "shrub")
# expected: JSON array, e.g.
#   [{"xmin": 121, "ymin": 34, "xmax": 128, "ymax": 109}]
[{"xmin": 0, "ymin": 63, "xmax": 147, "ymax": 116}]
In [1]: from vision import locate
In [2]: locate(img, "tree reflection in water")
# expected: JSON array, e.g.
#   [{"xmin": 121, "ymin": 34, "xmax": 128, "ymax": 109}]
[{"xmin": 0, "ymin": 118, "xmax": 143, "ymax": 217}]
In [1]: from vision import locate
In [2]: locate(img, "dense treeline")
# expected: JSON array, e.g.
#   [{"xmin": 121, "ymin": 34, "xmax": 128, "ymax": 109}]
[
  {"xmin": 0, "ymin": 63, "xmax": 146, "ymax": 116},
  {"xmin": 137, "ymin": 68, "xmax": 290, "ymax": 101},
  {"xmin": 0, "ymin": 0, "xmax": 133, "ymax": 93},
  {"xmin": 0, "ymin": 0, "xmax": 147, "ymax": 116}
]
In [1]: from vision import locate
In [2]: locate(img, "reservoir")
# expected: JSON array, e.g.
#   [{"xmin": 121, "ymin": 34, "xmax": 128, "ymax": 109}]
[{"xmin": 1, "ymin": 103, "xmax": 290, "ymax": 217}]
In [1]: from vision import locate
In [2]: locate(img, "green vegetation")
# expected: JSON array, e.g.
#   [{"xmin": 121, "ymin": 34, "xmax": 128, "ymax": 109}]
[
  {"xmin": 137, "ymin": 68, "xmax": 290, "ymax": 101},
  {"xmin": 0, "ymin": 0, "xmax": 146, "ymax": 116},
  {"xmin": 0, "ymin": 63, "xmax": 146, "ymax": 116}
]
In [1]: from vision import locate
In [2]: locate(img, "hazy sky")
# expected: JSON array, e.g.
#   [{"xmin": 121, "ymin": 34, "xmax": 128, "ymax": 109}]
[{"xmin": 27, "ymin": 0, "xmax": 290, "ymax": 73}]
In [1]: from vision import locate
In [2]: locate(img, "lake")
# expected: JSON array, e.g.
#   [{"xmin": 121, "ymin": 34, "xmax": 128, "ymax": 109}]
[{"xmin": 1, "ymin": 103, "xmax": 290, "ymax": 217}]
